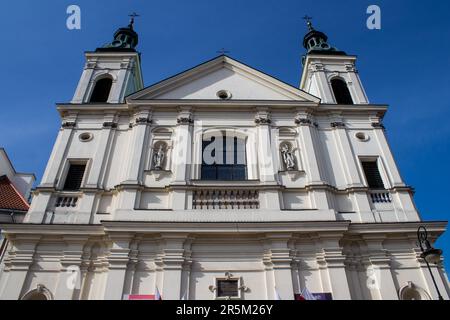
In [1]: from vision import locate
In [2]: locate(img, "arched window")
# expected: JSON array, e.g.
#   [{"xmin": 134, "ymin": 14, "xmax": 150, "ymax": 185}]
[
  {"xmin": 331, "ymin": 78, "xmax": 353, "ymax": 104},
  {"xmin": 21, "ymin": 285, "xmax": 53, "ymax": 300},
  {"xmin": 89, "ymin": 77, "xmax": 113, "ymax": 103},
  {"xmin": 201, "ymin": 133, "xmax": 247, "ymax": 181}
]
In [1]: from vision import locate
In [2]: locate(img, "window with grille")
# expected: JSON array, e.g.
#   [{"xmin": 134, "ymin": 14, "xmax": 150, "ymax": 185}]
[
  {"xmin": 201, "ymin": 135, "xmax": 247, "ymax": 181},
  {"xmin": 63, "ymin": 163, "xmax": 87, "ymax": 191},
  {"xmin": 361, "ymin": 160, "xmax": 385, "ymax": 189}
]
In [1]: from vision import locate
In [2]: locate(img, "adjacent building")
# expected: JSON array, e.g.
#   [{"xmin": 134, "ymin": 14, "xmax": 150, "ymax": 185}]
[{"xmin": 0, "ymin": 148, "xmax": 35, "ymax": 264}]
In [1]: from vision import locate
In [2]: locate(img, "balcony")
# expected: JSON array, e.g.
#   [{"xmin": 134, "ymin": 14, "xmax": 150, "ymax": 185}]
[
  {"xmin": 55, "ymin": 195, "xmax": 79, "ymax": 208},
  {"xmin": 193, "ymin": 189, "xmax": 259, "ymax": 210},
  {"xmin": 369, "ymin": 190, "xmax": 391, "ymax": 203}
]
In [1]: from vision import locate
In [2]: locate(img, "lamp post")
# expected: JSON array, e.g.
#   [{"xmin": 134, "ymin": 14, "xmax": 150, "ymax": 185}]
[{"xmin": 417, "ymin": 226, "xmax": 444, "ymax": 300}]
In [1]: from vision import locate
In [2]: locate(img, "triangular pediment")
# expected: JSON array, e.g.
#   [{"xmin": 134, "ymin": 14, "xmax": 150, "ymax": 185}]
[{"xmin": 127, "ymin": 56, "xmax": 320, "ymax": 102}]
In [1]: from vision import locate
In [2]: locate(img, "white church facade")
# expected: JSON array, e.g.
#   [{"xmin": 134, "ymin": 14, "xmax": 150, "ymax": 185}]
[{"xmin": 0, "ymin": 19, "xmax": 448, "ymax": 300}]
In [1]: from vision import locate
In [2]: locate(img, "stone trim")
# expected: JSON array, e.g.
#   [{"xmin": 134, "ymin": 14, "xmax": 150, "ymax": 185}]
[
  {"xmin": 177, "ymin": 117, "xmax": 194, "ymax": 125},
  {"xmin": 294, "ymin": 117, "xmax": 312, "ymax": 126},
  {"xmin": 134, "ymin": 117, "xmax": 152, "ymax": 125},
  {"xmin": 254, "ymin": 117, "xmax": 272, "ymax": 125},
  {"xmin": 103, "ymin": 122, "xmax": 118, "ymax": 129},
  {"xmin": 371, "ymin": 122, "xmax": 385, "ymax": 130},
  {"xmin": 330, "ymin": 122, "xmax": 346, "ymax": 128},
  {"xmin": 61, "ymin": 121, "xmax": 76, "ymax": 129}
]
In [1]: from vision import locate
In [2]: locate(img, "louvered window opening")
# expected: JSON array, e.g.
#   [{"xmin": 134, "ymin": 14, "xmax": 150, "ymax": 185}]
[
  {"xmin": 63, "ymin": 164, "xmax": 86, "ymax": 191},
  {"xmin": 362, "ymin": 161, "xmax": 385, "ymax": 189}
]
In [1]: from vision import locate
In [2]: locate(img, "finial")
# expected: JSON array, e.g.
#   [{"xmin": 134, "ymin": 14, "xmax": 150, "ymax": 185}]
[
  {"xmin": 216, "ymin": 48, "xmax": 230, "ymax": 55},
  {"xmin": 302, "ymin": 15, "xmax": 314, "ymax": 31},
  {"xmin": 128, "ymin": 12, "xmax": 140, "ymax": 30}
]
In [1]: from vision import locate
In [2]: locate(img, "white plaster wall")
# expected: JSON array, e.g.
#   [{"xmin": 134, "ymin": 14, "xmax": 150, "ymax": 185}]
[{"xmin": 154, "ymin": 68, "xmax": 294, "ymax": 100}]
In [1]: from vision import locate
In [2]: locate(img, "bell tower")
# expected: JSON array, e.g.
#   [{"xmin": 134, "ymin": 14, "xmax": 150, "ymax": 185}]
[
  {"xmin": 299, "ymin": 18, "xmax": 369, "ymax": 104},
  {"xmin": 71, "ymin": 15, "xmax": 144, "ymax": 104}
]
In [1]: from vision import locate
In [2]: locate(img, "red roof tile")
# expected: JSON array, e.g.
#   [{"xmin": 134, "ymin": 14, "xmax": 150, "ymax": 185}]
[{"xmin": 0, "ymin": 175, "xmax": 30, "ymax": 212}]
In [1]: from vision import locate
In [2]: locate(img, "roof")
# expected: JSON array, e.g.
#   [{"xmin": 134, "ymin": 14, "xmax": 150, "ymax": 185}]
[
  {"xmin": 0, "ymin": 148, "xmax": 36, "ymax": 180},
  {"xmin": 0, "ymin": 175, "xmax": 30, "ymax": 212},
  {"xmin": 126, "ymin": 55, "xmax": 321, "ymax": 103}
]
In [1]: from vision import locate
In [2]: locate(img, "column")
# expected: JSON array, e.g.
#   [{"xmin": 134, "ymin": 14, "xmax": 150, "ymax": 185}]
[
  {"xmin": 264, "ymin": 234, "xmax": 295, "ymax": 300},
  {"xmin": 371, "ymin": 122, "xmax": 404, "ymax": 187},
  {"xmin": 255, "ymin": 108, "xmax": 276, "ymax": 183},
  {"xmin": 309, "ymin": 64, "xmax": 335, "ymax": 103},
  {"xmin": 24, "ymin": 192, "xmax": 52, "ymax": 223},
  {"xmin": 122, "ymin": 238, "xmax": 140, "ymax": 296},
  {"xmin": 159, "ymin": 234, "xmax": 189, "ymax": 300},
  {"xmin": 295, "ymin": 111, "xmax": 333, "ymax": 212},
  {"xmin": 321, "ymin": 236, "xmax": 352, "ymax": 300},
  {"xmin": 329, "ymin": 114, "xmax": 363, "ymax": 188},
  {"xmin": 363, "ymin": 236, "xmax": 398, "ymax": 300},
  {"xmin": 103, "ymin": 235, "xmax": 132, "ymax": 300},
  {"xmin": 171, "ymin": 108, "xmax": 193, "ymax": 210},
  {"xmin": 0, "ymin": 235, "xmax": 38, "ymax": 300},
  {"xmin": 122, "ymin": 110, "xmax": 153, "ymax": 185},
  {"xmin": 347, "ymin": 68, "xmax": 369, "ymax": 104},
  {"xmin": 295, "ymin": 112, "xmax": 324, "ymax": 184},
  {"xmin": 54, "ymin": 237, "xmax": 86, "ymax": 300},
  {"xmin": 40, "ymin": 114, "xmax": 78, "ymax": 188},
  {"xmin": 173, "ymin": 107, "xmax": 193, "ymax": 184},
  {"xmin": 85, "ymin": 113, "xmax": 117, "ymax": 188},
  {"xmin": 108, "ymin": 60, "xmax": 129, "ymax": 103},
  {"xmin": 72, "ymin": 59, "xmax": 96, "ymax": 103}
]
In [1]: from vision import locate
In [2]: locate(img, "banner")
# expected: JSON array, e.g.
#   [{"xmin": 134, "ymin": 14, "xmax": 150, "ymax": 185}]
[{"xmin": 123, "ymin": 294, "xmax": 155, "ymax": 300}]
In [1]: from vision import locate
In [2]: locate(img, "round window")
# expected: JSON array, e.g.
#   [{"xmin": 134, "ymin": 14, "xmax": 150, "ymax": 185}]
[
  {"xmin": 216, "ymin": 90, "xmax": 232, "ymax": 100},
  {"xmin": 355, "ymin": 132, "xmax": 369, "ymax": 141},
  {"xmin": 79, "ymin": 132, "xmax": 93, "ymax": 142}
]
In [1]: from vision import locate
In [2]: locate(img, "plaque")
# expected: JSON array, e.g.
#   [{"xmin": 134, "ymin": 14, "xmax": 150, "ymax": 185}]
[{"xmin": 217, "ymin": 279, "xmax": 239, "ymax": 297}]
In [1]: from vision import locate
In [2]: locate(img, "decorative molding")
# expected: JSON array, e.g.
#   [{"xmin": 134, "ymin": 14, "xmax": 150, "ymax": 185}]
[
  {"xmin": 177, "ymin": 117, "xmax": 194, "ymax": 125},
  {"xmin": 85, "ymin": 62, "xmax": 97, "ymax": 70},
  {"xmin": 294, "ymin": 117, "xmax": 312, "ymax": 126},
  {"xmin": 61, "ymin": 121, "xmax": 76, "ymax": 129},
  {"xmin": 149, "ymin": 170, "xmax": 172, "ymax": 181},
  {"xmin": 371, "ymin": 122, "xmax": 385, "ymax": 130},
  {"xmin": 345, "ymin": 64, "xmax": 357, "ymax": 73},
  {"xmin": 135, "ymin": 117, "xmax": 152, "ymax": 125},
  {"xmin": 330, "ymin": 122, "xmax": 346, "ymax": 129},
  {"xmin": 103, "ymin": 122, "xmax": 118, "ymax": 129},
  {"xmin": 309, "ymin": 63, "xmax": 325, "ymax": 72},
  {"xmin": 254, "ymin": 117, "xmax": 271, "ymax": 125},
  {"xmin": 279, "ymin": 170, "xmax": 304, "ymax": 181}
]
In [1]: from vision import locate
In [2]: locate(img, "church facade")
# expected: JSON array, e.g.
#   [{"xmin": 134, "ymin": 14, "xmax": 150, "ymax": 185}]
[{"xmin": 0, "ymin": 19, "xmax": 448, "ymax": 300}]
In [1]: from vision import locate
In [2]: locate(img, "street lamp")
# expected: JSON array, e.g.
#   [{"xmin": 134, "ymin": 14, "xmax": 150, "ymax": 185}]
[{"xmin": 417, "ymin": 226, "xmax": 444, "ymax": 300}]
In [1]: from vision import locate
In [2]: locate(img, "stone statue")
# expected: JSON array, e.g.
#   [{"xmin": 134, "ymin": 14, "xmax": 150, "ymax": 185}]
[
  {"xmin": 281, "ymin": 143, "xmax": 296, "ymax": 171},
  {"xmin": 153, "ymin": 144, "xmax": 165, "ymax": 170}
]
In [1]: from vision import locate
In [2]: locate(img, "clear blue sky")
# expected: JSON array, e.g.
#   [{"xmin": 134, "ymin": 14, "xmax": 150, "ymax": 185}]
[{"xmin": 0, "ymin": 1, "xmax": 449, "ymax": 270}]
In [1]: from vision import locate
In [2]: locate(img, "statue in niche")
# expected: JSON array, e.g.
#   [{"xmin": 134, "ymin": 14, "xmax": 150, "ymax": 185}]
[
  {"xmin": 152, "ymin": 144, "xmax": 166, "ymax": 170},
  {"xmin": 281, "ymin": 143, "xmax": 296, "ymax": 171}
]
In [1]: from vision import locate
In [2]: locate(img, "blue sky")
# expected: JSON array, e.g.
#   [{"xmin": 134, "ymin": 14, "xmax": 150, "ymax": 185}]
[{"xmin": 0, "ymin": 1, "xmax": 449, "ymax": 270}]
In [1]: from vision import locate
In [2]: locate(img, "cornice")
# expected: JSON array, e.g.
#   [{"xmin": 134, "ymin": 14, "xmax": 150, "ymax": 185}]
[
  {"xmin": 347, "ymin": 221, "xmax": 448, "ymax": 236},
  {"xmin": 101, "ymin": 220, "xmax": 352, "ymax": 234},
  {"xmin": 0, "ymin": 223, "xmax": 105, "ymax": 236},
  {"xmin": 32, "ymin": 184, "xmax": 416, "ymax": 197}
]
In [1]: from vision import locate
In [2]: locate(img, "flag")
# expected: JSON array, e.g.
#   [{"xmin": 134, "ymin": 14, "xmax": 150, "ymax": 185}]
[
  {"xmin": 123, "ymin": 294, "xmax": 155, "ymax": 300},
  {"xmin": 300, "ymin": 287, "xmax": 316, "ymax": 300},
  {"xmin": 155, "ymin": 287, "xmax": 162, "ymax": 300},
  {"xmin": 273, "ymin": 287, "xmax": 282, "ymax": 300}
]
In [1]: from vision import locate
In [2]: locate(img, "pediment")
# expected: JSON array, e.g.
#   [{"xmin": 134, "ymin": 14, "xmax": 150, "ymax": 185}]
[{"xmin": 127, "ymin": 56, "xmax": 320, "ymax": 102}]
